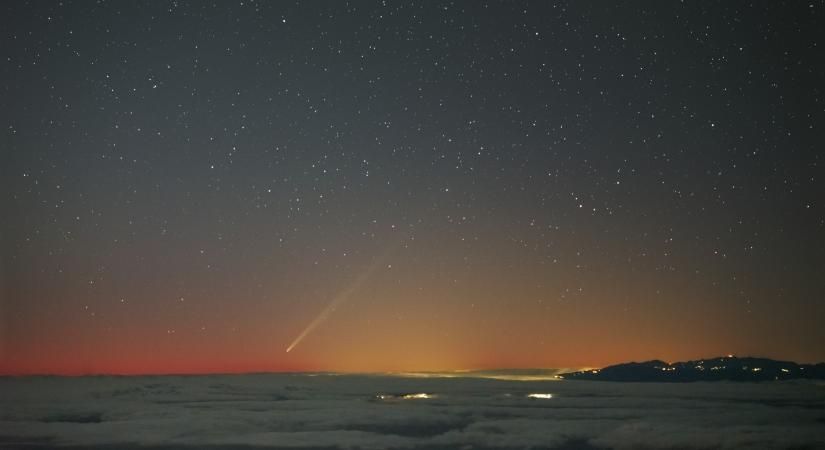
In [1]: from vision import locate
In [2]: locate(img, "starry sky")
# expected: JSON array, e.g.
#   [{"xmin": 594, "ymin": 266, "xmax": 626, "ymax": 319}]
[{"xmin": 2, "ymin": 1, "xmax": 823, "ymax": 375}]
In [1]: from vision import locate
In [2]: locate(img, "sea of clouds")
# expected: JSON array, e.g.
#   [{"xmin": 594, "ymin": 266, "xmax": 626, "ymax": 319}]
[{"xmin": 1, "ymin": 372, "xmax": 824, "ymax": 449}]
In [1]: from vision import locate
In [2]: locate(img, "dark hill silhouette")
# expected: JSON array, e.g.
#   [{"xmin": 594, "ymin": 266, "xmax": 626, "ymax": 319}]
[{"xmin": 561, "ymin": 356, "xmax": 825, "ymax": 382}]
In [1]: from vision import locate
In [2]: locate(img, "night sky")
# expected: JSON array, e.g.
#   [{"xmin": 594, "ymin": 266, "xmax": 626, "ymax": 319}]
[{"xmin": 2, "ymin": 1, "xmax": 823, "ymax": 375}]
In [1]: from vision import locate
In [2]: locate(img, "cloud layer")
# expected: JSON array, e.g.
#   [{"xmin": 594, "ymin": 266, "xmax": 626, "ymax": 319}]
[{"xmin": 1, "ymin": 374, "xmax": 824, "ymax": 449}]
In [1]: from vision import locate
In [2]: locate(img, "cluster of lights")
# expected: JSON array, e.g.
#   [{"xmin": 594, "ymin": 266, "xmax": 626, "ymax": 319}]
[
  {"xmin": 377, "ymin": 392, "xmax": 554, "ymax": 401},
  {"xmin": 402, "ymin": 393, "xmax": 434, "ymax": 399},
  {"xmin": 375, "ymin": 393, "xmax": 436, "ymax": 400},
  {"xmin": 526, "ymin": 393, "xmax": 553, "ymax": 399}
]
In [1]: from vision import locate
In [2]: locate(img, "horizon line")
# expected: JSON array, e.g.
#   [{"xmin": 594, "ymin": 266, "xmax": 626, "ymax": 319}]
[
  {"xmin": 0, "ymin": 367, "xmax": 575, "ymax": 378},
  {"xmin": 3, "ymin": 354, "xmax": 822, "ymax": 378}
]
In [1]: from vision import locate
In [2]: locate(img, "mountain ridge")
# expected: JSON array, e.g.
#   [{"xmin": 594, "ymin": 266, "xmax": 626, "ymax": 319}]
[{"xmin": 561, "ymin": 356, "xmax": 825, "ymax": 382}]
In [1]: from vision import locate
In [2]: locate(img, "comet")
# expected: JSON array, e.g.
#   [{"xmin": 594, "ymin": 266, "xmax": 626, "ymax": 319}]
[{"xmin": 286, "ymin": 237, "xmax": 404, "ymax": 353}]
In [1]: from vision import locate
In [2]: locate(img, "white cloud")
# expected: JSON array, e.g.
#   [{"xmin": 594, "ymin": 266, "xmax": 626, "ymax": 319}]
[{"xmin": 1, "ymin": 375, "xmax": 823, "ymax": 449}]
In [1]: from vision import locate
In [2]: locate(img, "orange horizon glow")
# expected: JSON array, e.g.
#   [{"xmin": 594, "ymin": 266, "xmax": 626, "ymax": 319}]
[
  {"xmin": 3, "ymin": 345, "xmax": 821, "ymax": 377},
  {"xmin": 4, "ymin": 231, "xmax": 824, "ymax": 377}
]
